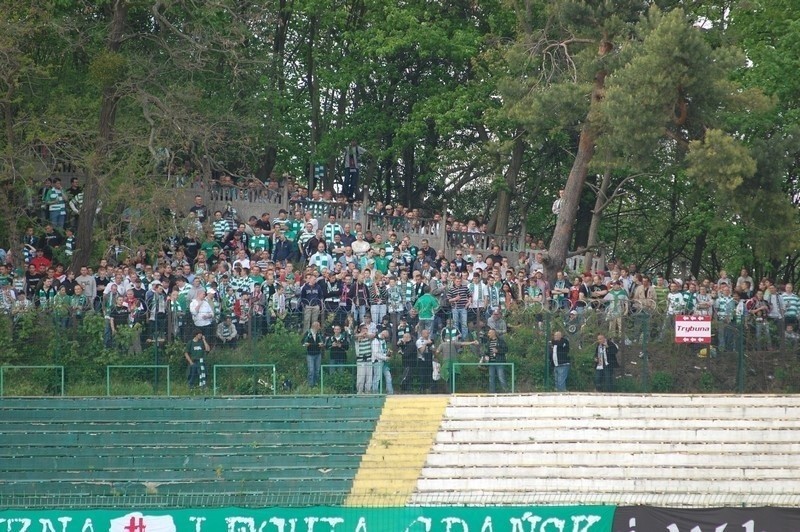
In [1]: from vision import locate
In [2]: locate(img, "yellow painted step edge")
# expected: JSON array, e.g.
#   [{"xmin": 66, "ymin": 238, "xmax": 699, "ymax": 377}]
[{"xmin": 345, "ymin": 396, "xmax": 449, "ymax": 507}]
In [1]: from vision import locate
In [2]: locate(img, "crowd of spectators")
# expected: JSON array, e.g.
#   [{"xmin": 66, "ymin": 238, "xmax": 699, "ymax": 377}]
[{"xmin": 2, "ymin": 175, "xmax": 800, "ymax": 394}]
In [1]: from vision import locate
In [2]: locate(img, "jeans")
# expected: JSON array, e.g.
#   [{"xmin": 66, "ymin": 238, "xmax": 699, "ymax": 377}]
[
  {"xmin": 371, "ymin": 304, "xmax": 387, "ymax": 325},
  {"xmin": 371, "ymin": 360, "xmax": 394, "ymax": 394},
  {"xmin": 419, "ymin": 319, "xmax": 434, "ymax": 335},
  {"xmin": 344, "ymin": 167, "xmax": 360, "ymax": 200},
  {"xmin": 718, "ymin": 320, "xmax": 735, "ymax": 352},
  {"xmin": 488, "ymin": 363, "xmax": 507, "ymax": 393},
  {"xmin": 594, "ymin": 367, "xmax": 613, "ymax": 392},
  {"xmin": 452, "ymin": 308, "xmax": 468, "ymax": 339},
  {"xmin": 755, "ymin": 319, "xmax": 771, "ymax": 350},
  {"xmin": 306, "ymin": 354, "xmax": 321, "ymax": 387},
  {"xmin": 353, "ymin": 305, "xmax": 368, "ymax": 325},
  {"xmin": 554, "ymin": 364, "xmax": 570, "ymax": 392},
  {"xmin": 49, "ymin": 210, "xmax": 65, "ymax": 230}
]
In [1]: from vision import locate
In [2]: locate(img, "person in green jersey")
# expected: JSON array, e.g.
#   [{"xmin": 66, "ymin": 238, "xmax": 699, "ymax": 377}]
[
  {"xmin": 414, "ymin": 290, "xmax": 440, "ymax": 334},
  {"xmin": 185, "ymin": 329, "xmax": 211, "ymax": 388}
]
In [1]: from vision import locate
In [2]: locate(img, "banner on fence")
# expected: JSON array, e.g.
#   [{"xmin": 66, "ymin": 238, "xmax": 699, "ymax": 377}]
[
  {"xmin": 0, "ymin": 506, "xmax": 615, "ymax": 532},
  {"xmin": 674, "ymin": 315, "xmax": 712, "ymax": 344},
  {"xmin": 612, "ymin": 506, "xmax": 800, "ymax": 532}
]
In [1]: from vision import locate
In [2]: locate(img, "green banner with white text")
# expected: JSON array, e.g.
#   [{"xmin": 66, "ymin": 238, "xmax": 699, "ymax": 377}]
[{"xmin": 0, "ymin": 506, "xmax": 614, "ymax": 532}]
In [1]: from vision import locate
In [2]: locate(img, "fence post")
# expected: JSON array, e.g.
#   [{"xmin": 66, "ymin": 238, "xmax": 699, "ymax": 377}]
[
  {"xmin": 543, "ymin": 313, "xmax": 551, "ymax": 390},
  {"xmin": 736, "ymin": 319, "xmax": 745, "ymax": 393},
  {"xmin": 153, "ymin": 311, "xmax": 160, "ymax": 393},
  {"xmin": 641, "ymin": 312, "xmax": 650, "ymax": 393},
  {"xmin": 439, "ymin": 202, "xmax": 448, "ymax": 255}
]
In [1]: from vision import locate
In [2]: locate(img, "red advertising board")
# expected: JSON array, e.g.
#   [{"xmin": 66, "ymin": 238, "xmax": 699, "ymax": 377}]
[{"xmin": 674, "ymin": 315, "xmax": 712, "ymax": 344}]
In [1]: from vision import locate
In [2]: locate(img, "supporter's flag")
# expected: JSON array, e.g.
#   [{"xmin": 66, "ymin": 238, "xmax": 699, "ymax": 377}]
[
  {"xmin": 109, "ymin": 512, "xmax": 176, "ymax": 532},
  {"xmin": 311, "ymin": 162, "xmax": 325, "ymax": 191}
]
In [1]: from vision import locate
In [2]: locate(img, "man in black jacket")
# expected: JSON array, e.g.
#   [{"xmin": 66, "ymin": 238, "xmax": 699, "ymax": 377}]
[
  {"xmin": 549, "ymin": 330, "xmax": 571, "ymax": 392},
  {"xmin": 594, "ymin": 334, "xmax": 619, "ymax": 392},
  {"xmin": 484, "ymin": 328, "xmax": 508, "ymax": 393},
  {"xmin": 397, "ymin": 331, "xmax": 419, "ymax": 392}
]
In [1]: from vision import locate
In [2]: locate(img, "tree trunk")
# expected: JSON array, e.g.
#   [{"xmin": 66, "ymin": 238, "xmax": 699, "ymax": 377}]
[
  {"xmin": 257, "ymin": 0, "xmax": 292, "ymax": 180},
  {"xmin": 307, "ymin": 15, "xmax": 322, "ymax": 191},
  {"xmin": 584, "ymin": 165, "xmax": 612, "ymax": 272},
  {"xmin": 544, "ymin": 125, "xmax": 597, "ymax": 281},
  {"xmin": 489, "ymin": 134, "xmax": 524, "ymax": 235},
  {"xmin": 1, "ymin": 78, "xmax": 20, "ymax": 254},
  {"xmin": 72, "ymin": 0, "xmax": 127, "ymax": 270},
  {"xmin": 544, "ymin": 37, "xmax": 610, "ymax": 282},
  {"xmin": 401, "ymin": 145, "xmax": 414, "ymax": 207},
  {"xmin": 663, "ymin": 175, "xmax": 678, "ymax": 281},
  {"xmin": 689, "ymin": 230, "xmax": 706, "ymax": 279}
]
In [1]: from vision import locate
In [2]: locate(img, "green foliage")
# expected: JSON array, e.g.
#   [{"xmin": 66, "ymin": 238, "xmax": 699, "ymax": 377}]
[
  {"xmin": 686, "ymin": 129, "xmax": 756, "ymax": 193},
  {"xmin": 698, "ymin": 371, "xmax": 716, "ymax": 393},
  {"xmin": 650, "ymin": 371, "xmax": 674, "ymax": 393},
  {"xmin": 88, "ymin": 51, "xmax": 128, "ymax": 87}
]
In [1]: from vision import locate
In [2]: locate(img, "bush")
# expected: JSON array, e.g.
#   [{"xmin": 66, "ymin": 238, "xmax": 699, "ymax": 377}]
[{"xmin": 651, "ymin": 371, "xmax": 674, "ymax": 393}]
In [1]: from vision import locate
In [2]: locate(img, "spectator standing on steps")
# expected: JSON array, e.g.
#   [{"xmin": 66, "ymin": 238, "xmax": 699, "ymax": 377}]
[
  {"xmin": 342, "ymin": 140, "xmax": 366, "ymax": 201},
  {"xmin": 550, "ymin": 330, "xmax": 571, "ymax": 392},
  {"xmin": 354, "ymin": 324, "xmax": 373, "ymax": 394},
  {"xmin": 594, "ymin": 334, "xmax": 619, "ymax": 392},
  {"xmin": 302, "ymin": 321, "xmax": 325, "ymax": 387},
  {"xmin": 371, "ymin": 329, "xmax": 394, "ymax": 394},
  {"xmin": 299, "ymin": 272, "xmax": 325, "ymax": 332},
  {"xmin": 483, "ymin": 328, "xmax": 508, "ymax": 393},
  {"xmin": 185, "ymin": 329, "xmax": 210, "ymax": 388}
]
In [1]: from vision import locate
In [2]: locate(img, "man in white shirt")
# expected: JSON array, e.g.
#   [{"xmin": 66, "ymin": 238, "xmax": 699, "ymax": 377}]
[{"xmin": 189, "ymin": 289, "xmax": 215, "ymax": 340}]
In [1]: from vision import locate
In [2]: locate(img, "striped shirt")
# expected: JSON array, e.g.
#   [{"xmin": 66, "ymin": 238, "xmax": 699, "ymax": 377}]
[
  {"xmin": 355, "ymin": 338, "xmax": 373, "ymax": 362},
  {"xmin": 448, "ymin": 284, "xmax": 470, "ymax": 309},
  {"xmin": 782, "ymin": 292, "xmax": 800, "ymax": 319},
  {"xmin": 213, "ymin": 218, "xmax": 232, "ymax": 241},
  {"xmin": 323, "ymin": 223, "xmax": 343, "ymax": 244}
]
